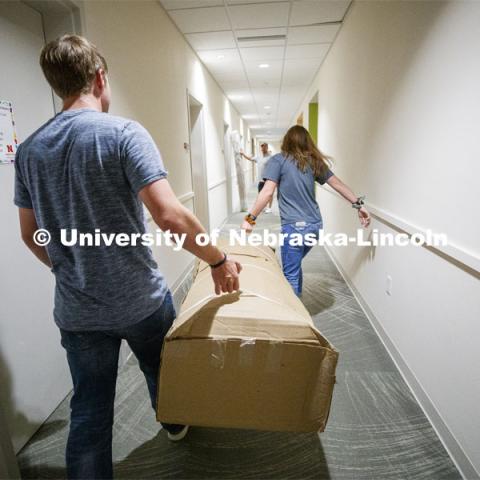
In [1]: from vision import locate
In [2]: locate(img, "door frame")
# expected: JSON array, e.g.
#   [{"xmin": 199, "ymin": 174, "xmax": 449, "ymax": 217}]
[
  {"xmin": 223, "ymin": 122, "xmax": 233, "ymax": 215},
  {"xmin": 186, "ymin": 90, "xmax": 210, "ymax": 231}
]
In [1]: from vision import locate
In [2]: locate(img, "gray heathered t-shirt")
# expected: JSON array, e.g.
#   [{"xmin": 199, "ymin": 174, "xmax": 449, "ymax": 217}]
[
  {"xmin": 253, "ymin": 153, "xmax": 272, "ymax": 178},
  {"xmin": 263, "ymin": 153, "xmax": 334, "ymax": 225},
  {"xmin": 14, "ymin": 108, "xmax": 169, "ymax": 331}
]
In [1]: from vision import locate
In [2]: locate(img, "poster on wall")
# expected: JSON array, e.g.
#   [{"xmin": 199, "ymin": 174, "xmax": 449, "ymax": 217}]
[{"xmin": 0, "ymin": 100, "xmax": 18, "ymax": 165}]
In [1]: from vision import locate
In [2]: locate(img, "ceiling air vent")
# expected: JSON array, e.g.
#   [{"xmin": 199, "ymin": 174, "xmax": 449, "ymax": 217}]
[{"xmin": 237, "ymin": 34, "xmax": 287, "ymax": 43}]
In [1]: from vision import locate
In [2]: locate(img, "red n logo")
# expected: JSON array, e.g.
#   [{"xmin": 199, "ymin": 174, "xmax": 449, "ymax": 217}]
[{"xmin": 7, "ymin": 145, "xmax": 13, "ymax": 153}]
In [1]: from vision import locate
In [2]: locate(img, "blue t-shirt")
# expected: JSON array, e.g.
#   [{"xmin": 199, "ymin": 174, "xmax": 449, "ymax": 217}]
[
  {"xmin": 263, "ymin": 153, "xmax": 334, "ymax": 225},
  {"xmin": 14, "ymin": 108, "xmax": 169, "ymax": 331}
]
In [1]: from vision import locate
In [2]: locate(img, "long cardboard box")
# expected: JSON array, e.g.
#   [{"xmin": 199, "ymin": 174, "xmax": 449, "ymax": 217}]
[{"xmin": 156, "ymin": 243, "xmax": 339, "ymax": 432}]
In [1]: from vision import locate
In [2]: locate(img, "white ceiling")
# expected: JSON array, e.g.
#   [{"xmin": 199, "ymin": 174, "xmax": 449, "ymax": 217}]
[{"xmin": 159, "ymin": 0, "xmax": 351, "ymax": 141}]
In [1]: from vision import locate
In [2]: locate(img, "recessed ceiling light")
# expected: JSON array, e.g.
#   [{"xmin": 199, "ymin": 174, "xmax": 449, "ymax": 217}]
[
  {"xmin": 258, "ymin": 63, "xmax": 270, "ymax": 69},
  {"xmin": 217, "ymin": 54, "xmax": 225, "ymax": 59},
  {"xmin": 264, "ymin": 105, "xmax": 271, "ymax": 109}
]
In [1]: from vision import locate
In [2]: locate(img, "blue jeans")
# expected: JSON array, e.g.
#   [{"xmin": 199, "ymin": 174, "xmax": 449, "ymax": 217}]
[
  {"xmin": 281, "ymin": 221, "xmax": 322, "ymax": 296},
  {"xmin": 59, "ymin": 291, "xmax": 182, "ymax": 479}
]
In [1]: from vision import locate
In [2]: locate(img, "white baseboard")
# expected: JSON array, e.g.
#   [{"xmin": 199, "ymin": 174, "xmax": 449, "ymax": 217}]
[{"xmin": 324, "ymin": 245, "xmax": 479, "ymax": 480}]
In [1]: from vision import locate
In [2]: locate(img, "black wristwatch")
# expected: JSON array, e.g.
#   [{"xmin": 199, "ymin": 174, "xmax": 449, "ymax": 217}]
[
  {"xmin": 352, "ymin": 196, "xmax": 366, "ymax": 210},
  {"xmin": 210, "ymin": 252, "xmax": 227, "ymax": 269}
]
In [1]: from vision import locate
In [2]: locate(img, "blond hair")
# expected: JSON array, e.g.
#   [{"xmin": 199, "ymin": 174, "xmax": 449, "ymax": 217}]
[{"xmin": 40, "ymin": 35, "xmax": 108, "ymax": 99}]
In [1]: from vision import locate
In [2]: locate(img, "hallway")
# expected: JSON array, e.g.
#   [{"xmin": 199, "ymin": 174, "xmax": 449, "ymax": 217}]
[
  {"xmin": 17, "ymin": 196, "xmax": 460, "ymax": 479},
  {"xmin": 1, "ymin": 1, "xmax": 479, "ymax": 478}
]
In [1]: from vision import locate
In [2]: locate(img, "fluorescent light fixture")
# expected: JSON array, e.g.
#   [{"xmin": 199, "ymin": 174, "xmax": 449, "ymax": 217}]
[
  {"xmin": 258, "ymin": 63, "xmax": 270, "ymax": 69},
  {"xmin": 237, "ymin": 35, "xmax": 286, "ymax": 43}
]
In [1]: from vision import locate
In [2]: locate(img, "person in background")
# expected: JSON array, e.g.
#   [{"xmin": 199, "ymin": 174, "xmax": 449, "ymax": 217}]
[
  {"xmin": 241, "ymin": 125, "xmax": 370, "ymax": 296},
  {"xmin": 240, "ymin": 142, "xmax": 273, "ymax": 213},
  {"xmin": 14, "ymin": 35, "xmax": 241, "ymax": 480}
]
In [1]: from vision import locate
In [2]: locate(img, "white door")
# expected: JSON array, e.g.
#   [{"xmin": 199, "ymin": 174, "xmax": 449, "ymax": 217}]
[{"xmin": 0, "ymin": 3, "xmax": 72, "ymax": 453}]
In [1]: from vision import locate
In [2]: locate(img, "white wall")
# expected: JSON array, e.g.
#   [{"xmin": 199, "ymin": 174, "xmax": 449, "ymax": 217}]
[
  {"xmin": 80, "ymin": 0, "xmax": 251, "ymax": 279},
  {"xmin": 295, "ymin": 1, "xmax": 480, "ymax": 476},
  {"xmin": 0, "ymin": 2, "xmax": 72, "ymax": 453}
]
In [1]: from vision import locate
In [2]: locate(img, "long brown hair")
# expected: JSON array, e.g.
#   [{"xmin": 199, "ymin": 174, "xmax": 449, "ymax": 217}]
[{"xmin": 281, "ymin": 125, "xmax": 331, "ymax": 178}]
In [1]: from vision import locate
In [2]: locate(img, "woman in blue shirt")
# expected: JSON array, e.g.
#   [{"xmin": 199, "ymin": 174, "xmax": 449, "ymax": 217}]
[{"xmin": 241, "ymin": 125, "xmax": 370, "ymax": 296}]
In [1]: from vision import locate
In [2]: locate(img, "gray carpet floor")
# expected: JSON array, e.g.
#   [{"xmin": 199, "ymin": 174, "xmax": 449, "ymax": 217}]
[{"xmin": 17, "ymin": 196, "xmax": 460, "ymax": 479}]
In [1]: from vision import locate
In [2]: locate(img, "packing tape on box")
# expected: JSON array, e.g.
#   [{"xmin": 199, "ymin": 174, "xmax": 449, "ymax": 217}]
[
  {"xmin": 239, "ymin": 338, "xmax": 256, "ymax": 367},
  {"xmin": 210, "ymin": 341, "xmax": 227, "ymax": 369}
]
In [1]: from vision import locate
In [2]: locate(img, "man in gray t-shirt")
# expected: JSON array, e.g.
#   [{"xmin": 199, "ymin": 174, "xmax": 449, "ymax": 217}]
[
  {"xmin": 15, "ymin": 111, "xmax": 172, "ymax": 331},
  {"xmin": 15, "ymin": 35, "xmax": 241, "ymax": 478},
  {"xmin": 241, "ymin": 142, "xmax": 274, "ymax": 212}
]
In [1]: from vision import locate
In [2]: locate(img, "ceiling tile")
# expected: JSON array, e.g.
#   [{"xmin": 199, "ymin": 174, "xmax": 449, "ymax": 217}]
[
  {"xmin": 168, "ymin": 6, "xmax": 229, "ymax": 33},
  {"xmin": 252, "ymin": 92, "xmax": 279, "ymax": 105},
  {"xmin": 284, "ymin": 57, "xmax": 323, "ymax": 70},
  {"xmin": 241, "ymin": 113, "xmax": 261, "ymax": 120},
  {"xmin": 240, "ymin": 46, "xmax": 284, "ymax": 62},
  {"xmin": 289, "ymin": 0, "xmax": 350, "ymax": 26},
  {"xmin": 236, "ymin": 103, "xmax": 258, "ymax": 115},
  {"xmin": 251, "ymin": 87, "xmax": 280, "ymax": 97},
  {"xmin": 244, "ymin": 58, "xmax": 283, "ymax": 71},
  {"xmin": 288, "ymin": 24, "xmax": 340, "ymax": 44},
  {"xmin": 279, "ymin": 85, "xmax": 306, "ymax": 101},
  {"xmin": 285, "ymin": 43, "xmax": 330, "ymax": 60},
  {"xmin": 245, "ymin": 60, "xmax": 283, "ymax": 85},
  {"xmin": 211, "ymin": 67, "xmax": 247, "ymax": 83},
  {"xmin": 186, "ymin": 31, "xmax": 236, "ymax": 50},
  {"xmin": 281, "ymin": 75, "xmax": 314, "ymax": 88},
  {"xmin": 254, "ymin": 98, "xmax": 279, "ymax": 110},
  {"xmin": 248, "ymin": 77, "xmax": 282, "ymax": 88},
  {"xmin": 198, "ymin": 48, "xmax": 241, "ymax": 64},
  {"xmin": 282, "ymin": 58, "xmax": 321, "ymax": 86},
  {"xmin": 253, "ymin": 127, "xmax": 285, "ymax": 139},
  {"xmin": 218, "ymin": 80, "xmax": 251, "ymax": 91},
  {"xmin": 160, "ymin": 0, "xmax": 223, "ymax": 9},
  {"xmin": 228, "ymin": 2, "xmax": 290, "ymax": 29},
  {"xmin": 223, "ymin": 87, "xmax": 253, "ymax": 98}
]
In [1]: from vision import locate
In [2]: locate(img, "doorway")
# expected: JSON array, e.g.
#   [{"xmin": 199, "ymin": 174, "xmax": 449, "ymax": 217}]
[
  {"xmin": 187, "ymin": 93, "xmax": 209, "ymax": 230},
  {"xmin": 308, "ymin": 92, "xmax": 319, "ymax": 145}
]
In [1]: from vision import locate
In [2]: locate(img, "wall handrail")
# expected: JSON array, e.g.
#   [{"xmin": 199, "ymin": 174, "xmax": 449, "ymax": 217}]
[{"xmin": 319, "ymin": 186, "xmax": 480, "ymax": 276}]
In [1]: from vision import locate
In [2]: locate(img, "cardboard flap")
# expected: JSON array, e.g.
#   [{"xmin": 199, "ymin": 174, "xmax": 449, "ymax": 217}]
[
  {"xmin": 169, "ymin": 293, "xmax": 321, "ymax": 342},
  {"xmin": 170, "ymin": 240, "xmax": 336, "ymax": 347}
]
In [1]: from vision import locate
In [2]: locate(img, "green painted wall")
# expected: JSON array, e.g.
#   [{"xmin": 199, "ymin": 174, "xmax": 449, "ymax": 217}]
[{"xmin": 308, "ymin": 103, "xmax": 318, "ymax": 144}]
